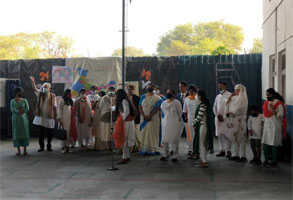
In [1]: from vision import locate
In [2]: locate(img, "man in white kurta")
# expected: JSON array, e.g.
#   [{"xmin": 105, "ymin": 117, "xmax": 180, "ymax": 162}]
[
  {"xmin": 100, "ymin": 87, "xmax": 116, "ymax": 150},
  {"xmin": 183, "ymin": 84, "xmax": 200, "ymax": 158},
  {"xmin": 74, "ymin": 90, "xmax": 92, "ymax": 148},
  {"xmin": 213, "ymin": 82, "xmax": 232, "ymax": 157},
  {"xmin": 92, "ymin": 96, "xmax": 106, "ymax": 151},
  {"xmin": 87, "ymin": 85, "xmax": 99, "ymax": 105},
  {"xmin": 30, "ymin": 76, "xmax": 57, "ymax": 152}
]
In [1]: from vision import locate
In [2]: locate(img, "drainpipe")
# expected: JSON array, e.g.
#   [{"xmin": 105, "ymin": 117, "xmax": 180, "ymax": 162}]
[{"xmin": 275, "ymin": 6, "xmax": 278, "ymax": 90}]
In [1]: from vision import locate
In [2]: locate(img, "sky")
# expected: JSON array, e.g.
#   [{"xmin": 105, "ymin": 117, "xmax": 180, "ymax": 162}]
[{"xmin": 0, "ymin": 0, "xmax": 263, "ymax": 56}]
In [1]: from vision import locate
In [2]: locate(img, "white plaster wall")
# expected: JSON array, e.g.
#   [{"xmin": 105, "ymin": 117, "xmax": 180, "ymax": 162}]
[
  {"xmin": 262, "ymin": 13, "xmax": 275, "ymax": 96},
  {"xmin": 277, "ymin": 2, "xmax": 286, "ymax": 46},
  {"xmin": 284, "ymin": 0, "xmax": 293, "ymax": 105},
  {"xmin": 263, "ymin": 0, "xmax": 282, "ymax": 21},
  {"xmin": 262, "ymin": 0, "xmax": 293, "ymax": 105}
]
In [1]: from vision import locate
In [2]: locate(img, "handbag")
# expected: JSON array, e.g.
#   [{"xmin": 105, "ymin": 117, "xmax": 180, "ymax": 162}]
[{"xmin": 53, "ymin": 123, "xmax": 67, "ymax": 140}]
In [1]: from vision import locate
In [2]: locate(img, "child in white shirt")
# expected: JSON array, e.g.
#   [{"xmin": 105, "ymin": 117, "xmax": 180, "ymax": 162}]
[{"xmin": 247, "ymin": 105, "xmax": 263, "ymax": 165}]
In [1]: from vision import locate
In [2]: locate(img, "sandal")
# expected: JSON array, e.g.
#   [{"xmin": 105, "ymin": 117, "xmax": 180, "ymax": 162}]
[
  {"xmin": 61, "ymin": 147, "xmax": 66, "ymax": 154},
  {"xmin": 118, "ymin": 159, "xmax": 128, "ymax": 164},
  {"xmin": 160, "ymin": 156, "xmax": 168, "ymax": 161}
]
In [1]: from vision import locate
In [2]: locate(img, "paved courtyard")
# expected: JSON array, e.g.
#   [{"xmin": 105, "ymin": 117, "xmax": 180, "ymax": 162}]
[{"xmin": 0, "ymin": 138, "xmax": 292, "ymax": 200}]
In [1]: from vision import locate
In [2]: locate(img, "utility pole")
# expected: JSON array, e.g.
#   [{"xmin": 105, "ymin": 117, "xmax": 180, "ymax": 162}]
[{"xmin": 122, "ymin": 0, "xmax": 126, "ymax": 89}]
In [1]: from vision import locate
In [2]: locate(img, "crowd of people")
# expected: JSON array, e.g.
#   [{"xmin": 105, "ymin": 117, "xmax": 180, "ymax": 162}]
[{"xmin": 10, "ymin": 76, "xmax": 287, "ymax": 168}]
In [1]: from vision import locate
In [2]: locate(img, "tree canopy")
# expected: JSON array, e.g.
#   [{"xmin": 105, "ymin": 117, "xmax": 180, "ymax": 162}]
[
  {"xmin": 249, "ymin": 37, "xmax": 262, "ymax": 53},
  {"xmin": 112, "ymin": 46, "xmax": 149, "ymax": 57},
  {"xmin": 0, "ymin": 31, "xmax": 77, "ymax": 60},
  {"xmin": 156, "ymin": 20, "xmax": 244, "ymax": 56}
]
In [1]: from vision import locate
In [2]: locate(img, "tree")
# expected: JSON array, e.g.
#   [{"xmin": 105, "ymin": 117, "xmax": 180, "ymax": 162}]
[
  {"xmin": 211, "ymin": 46, "xmax": 231, "ymax": 56},
  {"xmin": 38, "ymin": 31, "xmax": 75, "ymax": 58},
  {"xmin": 112, "ymin": 46, "xmax": 149, "ymax": 57},
  {"xmin": 249, "ymin": 38, "xmax": 262, "ymax": 53},
  {"xmin": 0, "ymin": 32, "xmax": 77, "ymax": 60},
  {"xmin": 156, "ymin": 20, "xmax": 244, "ymax": 56},
  {"xmin": 0, "ymin": 33, "xmax": 41, "ymax": 60}
]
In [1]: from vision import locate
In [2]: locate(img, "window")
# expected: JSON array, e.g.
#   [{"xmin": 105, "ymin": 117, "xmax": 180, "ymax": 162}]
[
  {"xmin": 282, "ymin": 75, "xmax": 286, "ymax": 100},
  {"xmin": 281, "ymin": 53, "xmax": 286, "ymax": 70},
  {"xmin": 278, "ymin": 50, "xmax": 286, "ymax": 101},
  {"xmin": 272, "ymin": 58, "xmax": 275, "ymax": 72},
  {"xmin": 269, "ymin": 54, "xmax": 276, "ymax": 89}
]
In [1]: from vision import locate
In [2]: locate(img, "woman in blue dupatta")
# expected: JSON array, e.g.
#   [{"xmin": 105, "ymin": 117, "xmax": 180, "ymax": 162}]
[{"xmin": 139, "ymin": 83, "xmax": 163, "ymax": 155}]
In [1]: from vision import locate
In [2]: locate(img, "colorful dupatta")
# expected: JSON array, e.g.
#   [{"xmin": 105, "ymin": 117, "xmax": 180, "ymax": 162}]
[
  {"xmin": 70, "ymin": 106, "xmax": 78, "ymax": 142},
  {"xmin": 113, "ymin": 113, "xmax": 125, "ymax": 148},
  {"xmin": 139, "ymin": 96, "xmax": 163, "ymax": 131},
  {"xmin": 263, "ymin": 100, "xmax": 287, "ymax": 140}
]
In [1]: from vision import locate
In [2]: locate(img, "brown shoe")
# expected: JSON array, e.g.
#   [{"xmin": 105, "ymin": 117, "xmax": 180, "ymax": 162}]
[
  {"xmin": 226, "ymin": 151, "xmax": 232, "ymax": 158},
  {"xmin": 118, "ymin": 159, "xmax": 128, "ymax": 164},
  {"xmin": 192, "ymin": 154, "xmax": 200, "ymax": 160},
  {"xmin": 216, "ymin": 151, "xmax": 225, "ymax": 157},
  {"xmin": 195, "ymin": 161, "xmax": 208, "ymax": 168}
]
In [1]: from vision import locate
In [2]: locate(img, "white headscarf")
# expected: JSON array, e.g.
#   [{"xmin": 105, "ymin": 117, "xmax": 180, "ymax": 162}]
[
  {"xmin": 228, "ymin": 84, "xmax": 248, "ymax": 116},
  {"xmin": 42, "ymin": 82, "xmax": 51, "ymax": 89}
]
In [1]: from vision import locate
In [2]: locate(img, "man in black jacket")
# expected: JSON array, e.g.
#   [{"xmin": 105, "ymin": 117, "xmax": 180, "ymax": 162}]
[
  {"xmin": 176, "ymin": 81, "xmax": 189, "ymax": 108},
  {"xmin": 175, "ymin": 81, "xmax": 189, "ymax": 155},
  {"xmin": 126, "ymin": 84, "xmax": 141, "ymax": 152}
]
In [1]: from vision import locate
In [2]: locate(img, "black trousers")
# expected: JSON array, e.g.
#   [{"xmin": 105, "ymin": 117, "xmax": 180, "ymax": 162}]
[
  {"xmin": 38, "ymin": 126, "xmax": 53, "ymax": 149},
  {"xmin": 250, "ymin": 139, "xmax": 261, "ymax": 160}
]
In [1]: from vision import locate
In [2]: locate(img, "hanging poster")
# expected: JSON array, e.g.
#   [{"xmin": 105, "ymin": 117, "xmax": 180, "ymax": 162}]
[{"xmin": 52, "ymin": 66, "xmax": 73, "ymax": 83}]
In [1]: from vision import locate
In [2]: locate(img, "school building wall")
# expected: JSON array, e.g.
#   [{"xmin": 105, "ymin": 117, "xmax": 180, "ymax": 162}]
[{"xmin": 262, "ymin": 0, "xmax": 293, "ymax": 160}]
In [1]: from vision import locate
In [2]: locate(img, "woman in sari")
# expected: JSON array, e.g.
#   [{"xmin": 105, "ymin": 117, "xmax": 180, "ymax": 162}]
[{"xmin": 139, "ymin": 83, "xmax": 163, "ymax": 155}]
